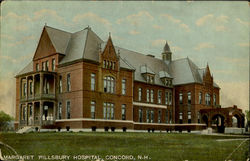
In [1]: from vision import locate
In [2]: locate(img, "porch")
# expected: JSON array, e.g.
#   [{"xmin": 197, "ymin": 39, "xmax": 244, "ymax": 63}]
[{"xmin": 19, "ymin": 101, "xmax": 57, "ymax": 127}]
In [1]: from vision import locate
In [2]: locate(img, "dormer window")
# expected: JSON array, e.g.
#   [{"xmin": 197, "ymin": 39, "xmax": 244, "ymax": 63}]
[
  {"xmin": 159, "ymin": 71, "xmax": 173, "ymax": 87},
  {"xmin": 141, "ymin": 65, "xmax": 155, "ymax": 84},
  {"xmin": 146, "ymin": 75, "xmax": 154, "ymax": 84}
]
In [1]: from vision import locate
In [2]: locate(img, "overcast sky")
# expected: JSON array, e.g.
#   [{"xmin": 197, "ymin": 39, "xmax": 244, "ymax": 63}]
[{"xmin": 0, "ymin": 1, "xmax": 249, "ymax": 117}]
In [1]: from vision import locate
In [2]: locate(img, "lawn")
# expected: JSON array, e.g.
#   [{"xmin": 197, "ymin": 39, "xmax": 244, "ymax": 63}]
[{"xmin": 0, "ymin": 132, "xmax": 249, "ymax": 161}]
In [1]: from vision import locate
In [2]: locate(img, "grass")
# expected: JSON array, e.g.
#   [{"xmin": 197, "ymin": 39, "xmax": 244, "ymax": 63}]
[{"xmin": 0, "ymin": 132, "xmax": 249, "ymax": 161}]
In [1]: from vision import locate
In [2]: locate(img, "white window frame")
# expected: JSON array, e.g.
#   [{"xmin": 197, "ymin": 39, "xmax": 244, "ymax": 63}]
[
  {"xmin": 67, "ymin": 74, "xmax": 71, "ymax": 92},
  {"xmin": 122, "ymin": 79, "xmax": 126, "ymax": 95},
  {"xmin": 158, "ymin": 90, "xmax": 162, "ymax": 104},
  {"xmin": 146, "ymin": 89, "xmax": 150, "ymax": 102},
  {"xmin": 179, "ymin": 93, "xmax": 183, "ymax": 104},
  {"xmin": 91, "ymin": 73, "xmax": 96, "ymax": 91},
  {"xmin": 66, "ymin": 100, "xmax": 71, "ymax": 119},
  {"xmin": 165, "ymin": 91, "xmax": 169, "ymax": 105},
  {"xmin": 122, "ymin": 104, "xmax": 126, "ymax": 120},
  {"xmin": 150, "ymin": 89, "xmax": 154, "ymax": 103},
  {"xmin": 91, "ymin": 101, "xmax": 95, "ymax": 119}
]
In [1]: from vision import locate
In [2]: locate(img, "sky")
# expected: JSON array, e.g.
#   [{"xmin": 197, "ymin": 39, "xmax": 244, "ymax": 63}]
[{"xmin": 0, "ymin": 1, "xmax": 249, "ymax": 117}]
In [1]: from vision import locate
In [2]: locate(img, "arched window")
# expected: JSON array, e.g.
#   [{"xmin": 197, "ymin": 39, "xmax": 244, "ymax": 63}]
[{"xmin": 103, "ymin": 76, "xmax": 115, "ymax": 93}]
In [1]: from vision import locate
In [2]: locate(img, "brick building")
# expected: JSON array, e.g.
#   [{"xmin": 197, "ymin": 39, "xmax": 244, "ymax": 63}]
[{"xmin": 15, "ymin": 26, "xmax": 245, "ymax": 132}]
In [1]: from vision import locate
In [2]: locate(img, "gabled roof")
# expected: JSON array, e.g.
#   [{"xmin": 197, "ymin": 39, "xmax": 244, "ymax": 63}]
[
  {"xmin": 116, "ymin": 47, "xmax": 170, "ymax": 86},
  {"xmin": 59, "ymin": 27, "xmax": 103, "ymax": 64},
  {"xmin": 17, "ymin": 25, "xmax": 219, "ymax": 88},
  {"xmin": 159, "ymin": 71, "xmax": 172, "ymax": 78},
  {"xmin": 16, "ymin": 61, "xmax": 33, "ymax": 76},
  {"xmin": 45, "ymin": 26, "xmax": 71, "ymax": 54},
  {"xmin": 140, "ymin": 65, "xmax": 155, "ymax": 74}
]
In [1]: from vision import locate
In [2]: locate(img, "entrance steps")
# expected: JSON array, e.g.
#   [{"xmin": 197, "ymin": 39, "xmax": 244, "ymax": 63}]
[{"xmin": 16, "ymin": 126, "xmax": 35, "ymax": 134}]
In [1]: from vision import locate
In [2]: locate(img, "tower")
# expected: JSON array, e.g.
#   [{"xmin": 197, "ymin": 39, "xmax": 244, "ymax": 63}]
[{"xmin": 162, "ymin": 41, "xmax": 172, "ymax": 63}]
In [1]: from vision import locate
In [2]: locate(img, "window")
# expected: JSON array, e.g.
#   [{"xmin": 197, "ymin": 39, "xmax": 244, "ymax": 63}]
[
  {"xmin": 187, "ymin": 92, "xmax": 191, "ymax": 104},
  {"xmin": 169, "ymin": 80, "xmax": 172, "ymax": 86},
  {"xmin": 158, "ymin": 90, "xmax": 162, "ymax": 104},
  {"xmin": 46, "ymin": 60, "xmax": 49, "ymax": 71},
  {"xmin": 146, "ymin": 110, "xmax": 150, "ymax": 123},
  {"xmin": 150, "ymin": 76, "xmax": 154, "ymax": 84},
  {"xmin": 138, "ymin": 88, "xmax": 142, "ymax": 101},
  {"xmin": 23, "ymin": 83, "xmax": 27, "ymax": 96},
  {"xmin": 205, "ymin": 93, "xmax": 211, "ymax": 105},
  {"xmin": 52, "ymin": 59, "xmax": 55, "ymax": 71},
  {"xmin": 179, "ymin": 112, "xmax": 183, "ymax": 124},
  {"xmin": 158, "ymin": 110, "xmax": 161, "ymax": 123},
  {"xmin": 150, "ymin": 89, "xmax": 154, "ymax": 103},
  {"xmin": 36, "ymin": 63, "xmax": 39, "ymax": 71},
  {"xmin": 106, "ymin": 61, "xmax": 109, "ymax": 68},
  {"xmin": 169, "ymin": 92, "xmax": 172, "ymax": 105},
  {"xmin": 29, "ymin": 82, "xmax": 33, "ymax": 95},
  {"xmin": 179, "ymin": 93, "xmax": 183, "ymax": 104},
  {"xmin": 150, "ymin": 110, "xmax": 154, "ymax": 123},
  {"xmin": 113, "ymin": 62, "xmax": 116, "ymax": 70},
  {"xmin": 197, "ymin": 111, "xmax": 200, "ymax": 123},
  {"xmin": 42, "ymin": 62, "xmax": 46, "ymax": 71},
  {"xmin": 59, "ymin": 76, "xmax": 62, "ymax": 93},
  {"xmin": 122, "ymin": 104, "xmax": 126, "ymax": 120},
  {"xmin": 67, "ymin": 74, "xmax": 71, "ymax": 92},
  {"xmin": 165, "ymin": 91, "xmax": 169, "ymax": 105},
  {"xmin": 213, "ymin": 94, "xmax": 216, "ymax": 105},
  {"xmin": 111, "ymin": 104, "xmax": 114, "ymax": 119},
  {"xmin": 166, "ymin": 110, "xmax": 169, "ymax": 123},
  {"xmin": 103, "ymin": 103, "xmax": 114, "ymax": 120},
  {"xmin": 91, "ymin": 101, "xmax": 95, "ymax": 119},
  {"xmin": 188, "ymin": 111, "xmax": 191, "ymax": 123},
  {"xmin": 146, "ymin": 75, "xmax": 154, "ymax": 84},
  {"xmin": 199, "ymin": 92, "xmax": 202, "ymax": 104},
  {"xmin": 110, "ymin": 62, "xmax": 112, "ymax": 69},
  {"xmin": 103, "ymin": 76, "xmax": 115, "ymax": 93},
  {"xmin": 91, "ymin": 73, "xmax": 96, "ymax": 91},
  {"xmin": 66, "ymin": 101, "xmax": 71, "ymax": 119},
  {"xmin": 146, "ymin": 89, "xmax": 150, "ymax": 102},
  {"xmin": 146, "ymin": 75, "xmax": 150, "ymax": 83},
  {"xmin": 103, "ymin": 103, "xmax": 106, "ymax": 119},
  {"xmin": 122, "ymin": 79, "xmax": 126, "ymax": 95},
  {"xmin": 139, "ymin": 109, "xmax": 143, "ymax": 122},
  {"xmin": 58, "ymin": 102, "xmax": 62, "ymax": 119}
]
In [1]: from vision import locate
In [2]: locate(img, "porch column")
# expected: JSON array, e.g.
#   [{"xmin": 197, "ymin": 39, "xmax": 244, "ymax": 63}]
[
  {"xmin": 25, "ymin": 102, "xmax": 28, "ymax": 126},
  {"xmin": 40, "ymin": 101, "xmax": 44, "ymax": 125},
  {"xmin": 40, "ymin": 73, "xmax": 44, "ymax": 96},
  {"xmin": 53, "ymin": 101, "xmax": 57, "ymax": 121},
  {"xmin": 54, "ymin": 74, "xmax": 56, "ymax": 95},
  {"xmin": 19, "ymin": 104, "xmax": 22, "ymax": 126},
  {"xmin": 25, "ymin": 76, "xmax": 28, "ymax": 100},
  {"xmin": 32, "ymin": 75, "xmax": 35, "ymax": 98},
  {"xmin": 20, "ymin": 78, "xmax": 22, "ymax": 99},
  {"xmin": 32, "ymin": 102, "xmax": 35, "ymax": 125}
]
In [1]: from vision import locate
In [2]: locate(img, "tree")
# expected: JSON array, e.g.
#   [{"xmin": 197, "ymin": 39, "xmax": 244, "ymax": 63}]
[{"xmin": 0, "ymin": 111, "xmax": 14, "ymax": 131}]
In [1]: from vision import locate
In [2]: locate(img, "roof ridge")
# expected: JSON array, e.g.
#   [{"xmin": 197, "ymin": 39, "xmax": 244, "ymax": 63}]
[
  {"xmin": 115, "ymin": 46, "xmax": 163, "ymax": 62},
  {"xmin": 45, "ymin": 25, "xmax": 72, "ymax": 34}
]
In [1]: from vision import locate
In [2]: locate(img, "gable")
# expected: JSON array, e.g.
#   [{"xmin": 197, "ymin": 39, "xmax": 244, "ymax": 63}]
[
  {"xmin": 102, "ymin": 37, "xmax": 118, "ymax": 61},
  {"xmin": 33, "ymin": 28, "xmax": 57, "ymax": 61}
]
